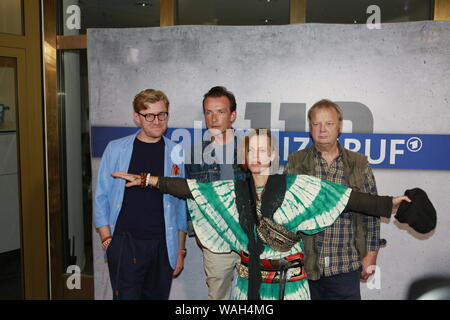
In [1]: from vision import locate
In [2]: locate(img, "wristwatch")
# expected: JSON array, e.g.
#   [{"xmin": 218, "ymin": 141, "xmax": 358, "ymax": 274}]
[{"xmin": 178, "ymin": 248, "xmax": 187, "ymax": 258}]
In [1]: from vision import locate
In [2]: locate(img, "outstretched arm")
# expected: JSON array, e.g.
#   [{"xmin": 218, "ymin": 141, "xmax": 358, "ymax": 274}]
[
  {"xmin": 111, "ymin": 172, "xmax": 193, "ymax": 199},
  {"xmin": 112, "ymin": 171, "xmax": 246, "ymax": 254},
  {"xmin": 345, "ymin": 190, "xmax": 411, "ymax": 218}
]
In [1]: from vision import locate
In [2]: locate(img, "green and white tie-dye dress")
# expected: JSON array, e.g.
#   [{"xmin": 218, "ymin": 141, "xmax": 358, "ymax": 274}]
[{"xmin": 186, "ymin": 174, "xmax": 351, "ymax": 300}]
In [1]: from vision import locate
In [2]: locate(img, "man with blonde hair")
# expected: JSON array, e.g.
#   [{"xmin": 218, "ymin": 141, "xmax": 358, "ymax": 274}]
[
  {"xmin": 94, "ymin": 89, "xmax": 187, "ymax": 299},
  {"xmin": 284, "ymin": 99, "xmax": 381, "ymax": 300}
]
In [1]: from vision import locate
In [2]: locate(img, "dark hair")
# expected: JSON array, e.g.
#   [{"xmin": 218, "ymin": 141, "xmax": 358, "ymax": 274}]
[{"xmin": 202, "ymin": 86, "xmax": 237, "ymax": 113}]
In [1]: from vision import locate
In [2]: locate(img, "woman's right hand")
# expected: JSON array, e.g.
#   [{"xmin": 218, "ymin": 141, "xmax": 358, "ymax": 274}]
[{"xmin": 111, "ymin": 171, "xmax": 141, "ymax": 187}]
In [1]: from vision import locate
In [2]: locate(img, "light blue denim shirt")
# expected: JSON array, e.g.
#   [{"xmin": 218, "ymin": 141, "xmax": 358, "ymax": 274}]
[{"xmin": 94, "ymin": 130, "xmax": 187, "ymax": 269}]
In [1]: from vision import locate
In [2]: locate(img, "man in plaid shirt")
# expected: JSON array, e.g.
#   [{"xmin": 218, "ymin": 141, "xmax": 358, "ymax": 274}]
[{"xmin": 284, "ymin": 99, "xmax": 380, "ymax": 300}]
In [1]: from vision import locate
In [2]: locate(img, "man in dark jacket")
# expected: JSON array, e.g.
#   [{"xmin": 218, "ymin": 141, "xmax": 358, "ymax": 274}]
[{"xmin": 185, "ymin": 86, "xmax": 248, "ymax": 299}]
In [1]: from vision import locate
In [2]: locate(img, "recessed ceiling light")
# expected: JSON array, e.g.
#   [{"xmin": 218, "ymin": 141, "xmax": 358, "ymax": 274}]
[
  {"xmin": 135, "ymin": 1, "xmax": 152, "ymax": 7},
  {"xmin": 261, "ymin": 18, "xmax": 273, "ymax": 24}
]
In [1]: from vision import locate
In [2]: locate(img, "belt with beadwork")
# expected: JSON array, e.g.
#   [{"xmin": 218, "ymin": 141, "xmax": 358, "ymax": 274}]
[{"xmin": 238, "ymin": 251, "xmax": 307, "ymax": 284}]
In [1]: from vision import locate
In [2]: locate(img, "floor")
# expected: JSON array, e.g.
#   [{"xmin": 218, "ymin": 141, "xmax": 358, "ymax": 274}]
[{"xmin": 0, "ymin": 249, "xmax": 22, "ymax": 299}]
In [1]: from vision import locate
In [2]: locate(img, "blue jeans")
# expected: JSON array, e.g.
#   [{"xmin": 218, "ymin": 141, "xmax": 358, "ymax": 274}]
[{"xmin": 308, "ymin": 270, "xmax": 361, "ymax": 300}]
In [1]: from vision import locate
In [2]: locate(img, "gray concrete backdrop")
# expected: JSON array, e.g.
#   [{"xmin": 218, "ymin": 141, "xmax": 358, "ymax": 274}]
[{"xmin": 88, "ymin": 22, "xmax": 450, "ymax": 300}]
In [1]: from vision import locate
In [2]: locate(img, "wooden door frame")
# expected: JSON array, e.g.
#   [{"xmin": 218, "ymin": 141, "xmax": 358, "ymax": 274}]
[{"xmin": 0, "ymin": 0, "xmax": 48, "ymax": 299}]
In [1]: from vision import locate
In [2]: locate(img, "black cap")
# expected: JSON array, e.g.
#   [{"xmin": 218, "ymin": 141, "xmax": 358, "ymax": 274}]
[{"xmin": 395, "ymin": 188, "xmax": 437, "ymax": 234}]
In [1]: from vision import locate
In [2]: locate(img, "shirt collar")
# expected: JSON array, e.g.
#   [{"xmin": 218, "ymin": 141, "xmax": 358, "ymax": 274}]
[
  {"xmin": 313, "ymin": 141, "xmax": 344, "ymax": 160},
  {"xmin": 203, "ymin": 128, "xmax": 236, "ymax": 148}
]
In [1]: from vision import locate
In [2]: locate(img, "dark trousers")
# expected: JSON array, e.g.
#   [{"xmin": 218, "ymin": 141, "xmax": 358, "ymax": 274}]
[
  {"xmin": 107, "ymin": 232, "xmax": 173, "ymax": 300},
  {"xmin": 308, "ymin": 270, "xmax": 361, "ymax": 300}
]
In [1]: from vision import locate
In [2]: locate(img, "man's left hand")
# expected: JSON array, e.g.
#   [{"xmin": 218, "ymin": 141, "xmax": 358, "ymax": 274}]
[
  {"xmin": 173, "ymin": 254, "xmax": 185, "ymax": 277},
  {"xmin": 360, "ymin": 251, "xmax": 378, "ymax": 281}
]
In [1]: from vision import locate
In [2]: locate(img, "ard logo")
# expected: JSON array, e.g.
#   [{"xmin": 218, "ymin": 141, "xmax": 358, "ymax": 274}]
[{"xmin": 407, "ymin": 137, "xmax": 423, "ymax": 152}]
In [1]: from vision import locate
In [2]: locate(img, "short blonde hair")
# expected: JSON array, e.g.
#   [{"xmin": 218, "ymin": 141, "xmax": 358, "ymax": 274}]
[
  {"xmin": 308, "ymin": 99, "xmax": 343, "ymax": 122},
  {"xmin": 133, "ymin": 89, "xmax": 170, "ymax": 113}
]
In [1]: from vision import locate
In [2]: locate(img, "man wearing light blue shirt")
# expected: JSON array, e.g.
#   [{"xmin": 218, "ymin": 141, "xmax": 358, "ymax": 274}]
[{"xmin": 94, "ymin": 89, "xmax": 187, "ymax": 300}]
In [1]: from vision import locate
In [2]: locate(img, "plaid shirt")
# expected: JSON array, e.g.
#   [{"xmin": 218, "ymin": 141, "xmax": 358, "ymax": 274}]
[{"xmin": 312, "ymin": 145, "xmax": 380, "ymax": 277}]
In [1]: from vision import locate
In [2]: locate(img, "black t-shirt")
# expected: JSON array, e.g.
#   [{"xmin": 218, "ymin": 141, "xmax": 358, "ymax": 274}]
[{"xmin": 115, "ymin": 137, "xmax": 165, "ymax": 239}]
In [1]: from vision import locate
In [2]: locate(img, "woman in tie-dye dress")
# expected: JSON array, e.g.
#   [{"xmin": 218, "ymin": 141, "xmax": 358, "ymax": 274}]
[{"xmin": 112, "ymin": 129, "xmax": 410, "ymax": 300}]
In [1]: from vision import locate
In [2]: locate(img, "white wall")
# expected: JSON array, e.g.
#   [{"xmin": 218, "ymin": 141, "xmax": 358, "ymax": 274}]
[{"xmin": 88, "ymin": 21, "xmax": 450, "ymax": 299}]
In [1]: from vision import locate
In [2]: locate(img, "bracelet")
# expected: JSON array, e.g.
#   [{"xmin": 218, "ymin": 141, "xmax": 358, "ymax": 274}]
[
  {"xmin": 101, "ymin": 235, "xmax": 112, "ymax": 243},
  {"xmin": 178, "ymin": 248, "xmax": 187, "ymax": 257},
  {"xmin": 140, "ymin": 172, "xmax": 147, "ymax": 188},
  {"xmin": 139, "ymin": 172, "xmax": 152, "ymax": 188},
  {"xmin": 146, "ymin": 173, "xmax": 151, "ymax": 187}
]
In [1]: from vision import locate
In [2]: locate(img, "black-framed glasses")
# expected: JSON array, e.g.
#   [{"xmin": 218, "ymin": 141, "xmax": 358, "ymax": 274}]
[{"xmin": 137, "ymin": 111, "xmax": 169, "ymax": 122}]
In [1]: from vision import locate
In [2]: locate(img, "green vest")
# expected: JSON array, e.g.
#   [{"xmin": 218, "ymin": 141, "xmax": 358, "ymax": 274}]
[{"xmin": 285, "ymin": 145, "xmax": 369, "ymax": 280}]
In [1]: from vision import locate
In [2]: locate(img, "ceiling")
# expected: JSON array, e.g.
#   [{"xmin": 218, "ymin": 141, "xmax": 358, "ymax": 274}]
[
  {"xmin": 75, "ymin": 0, "xmax": 433, "ymax": 32},
  {"xmin": 306, "ymin": 0, "xmax": 433, "ymax": 24}
]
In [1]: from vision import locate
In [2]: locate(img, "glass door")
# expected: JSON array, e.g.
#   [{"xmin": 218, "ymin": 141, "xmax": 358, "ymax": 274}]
[{"xmin": 0, "ymin": 50, "xmax": 24, "ymax": 299}]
